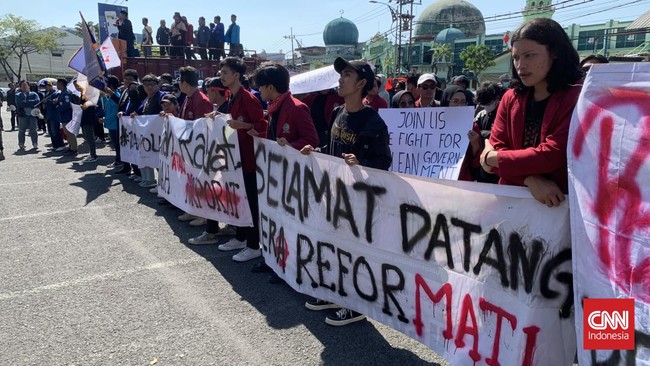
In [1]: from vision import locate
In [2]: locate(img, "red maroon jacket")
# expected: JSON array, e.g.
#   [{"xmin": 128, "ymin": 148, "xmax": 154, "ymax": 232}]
[
  {"xmin": 180, "ymin": 89, "xmax": 212, "ymax": 120},
  {"xmin": 228, "ymin": 87, "xmax": 268, "ymax": 173},
  {"xmin": 363, "ymin": 95, "xmax": 388, "ymax": 111},
  {"xmin": 271, "ymin": 95, "xmax": 319, "ymax": 150},
  {"xmin": 302, "ymin": 91, "xmax": 344, "ymax": 128},
  {"xmin": 489, "ymin": 83, "xmax": 583, "ymax": 192}
]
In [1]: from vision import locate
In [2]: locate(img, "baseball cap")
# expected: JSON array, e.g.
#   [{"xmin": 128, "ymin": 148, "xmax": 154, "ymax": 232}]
[
  {"xmin": 39, "ymin": 79, "xmax": 54, "ymax": 87},
  {"xmin": 333, "ymin": 57, "xmax": 375, "ymax": 92},
  {"xmin": 161, "ymin": 93, "xmax": 178, "ymax": 104},
  {"xmin": 417, "ymin": 73, "xmax": 437, "ymax": 86}
]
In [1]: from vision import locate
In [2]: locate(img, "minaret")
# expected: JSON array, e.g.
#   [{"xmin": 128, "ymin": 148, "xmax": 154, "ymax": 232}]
[{"xmin": 522, "ymin": 0, "xmax": 555, "ymax": 22}]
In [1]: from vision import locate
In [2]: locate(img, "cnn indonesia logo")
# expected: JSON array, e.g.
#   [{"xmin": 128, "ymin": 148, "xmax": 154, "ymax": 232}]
[{"xmin": 583, "ymin": 298, "xmax": 635, "ymax": 350}]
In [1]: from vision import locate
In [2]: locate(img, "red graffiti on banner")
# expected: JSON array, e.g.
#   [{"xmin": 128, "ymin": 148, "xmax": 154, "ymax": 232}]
[
  {"xmin": 572, "ymin": 87, "xmax": 650, "ymax": 303},
  {"xmin": 172, "ymin": 152, "xmax": 186, "ymax": 174}
]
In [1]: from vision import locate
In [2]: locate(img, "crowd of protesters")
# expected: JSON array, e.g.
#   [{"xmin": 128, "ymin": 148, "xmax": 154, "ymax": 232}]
[
  {"xmin": 0, "ymin": 17, "xmax": 594, "ymax": 327},
  {"xmin": 115, "ymin": 9, "xmax": 242, "ymax": 60}
]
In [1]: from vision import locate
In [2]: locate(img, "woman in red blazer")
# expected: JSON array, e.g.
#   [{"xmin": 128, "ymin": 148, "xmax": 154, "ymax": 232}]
[{"xmin": 480, "ymin": 18, "xmax": 583, "ymax": 207}]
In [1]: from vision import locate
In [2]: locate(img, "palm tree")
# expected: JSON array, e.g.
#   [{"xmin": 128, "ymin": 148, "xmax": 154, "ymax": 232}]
[{"xmin": 430, "ymin": 42, "xmax": 452, "ymax": 74}]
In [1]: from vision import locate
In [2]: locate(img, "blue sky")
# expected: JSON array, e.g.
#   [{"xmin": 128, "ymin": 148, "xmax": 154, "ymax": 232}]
[{"xmin": 2, "ymin": 0, "xmax": 649, "ymax": 55}]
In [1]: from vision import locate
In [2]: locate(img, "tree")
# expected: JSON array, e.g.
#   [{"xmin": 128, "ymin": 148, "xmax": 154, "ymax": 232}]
[
  {"xmin": 0, "ymin": 14, "xmax": 62, "ymax": 81},
  {"xmin": 429, "ymin": 42, "xmax": 452, "ymax": 74},
  {"xmin": 74, "ymin": 21, "xmax": 100, "ymax": 39},
  {"xmin": 459, "ymin": 45, "xmax": 496, "ymax": 77}
]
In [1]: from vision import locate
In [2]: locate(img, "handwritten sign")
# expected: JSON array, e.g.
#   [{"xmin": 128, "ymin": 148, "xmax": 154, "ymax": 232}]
[
  {"xmin": 119, "ymin": 115, "xmax": 164, "ymax": 169},
  {"xmin": 379, "ymin": 106, "xmax": 474, "ymax": 179},
  {"xmin": 255, "ymin": 138, "xmax": 576, "ymax": 366},
  {"xmin": 158, "ymin": 114, "xmax": 253, "ymax": 227},
  {"xmin": 568, "ymin": 62, "xmax": 650, "ymax": 366}
]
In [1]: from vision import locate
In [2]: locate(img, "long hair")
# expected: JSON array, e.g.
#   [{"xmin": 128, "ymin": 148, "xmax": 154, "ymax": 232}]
[{"xmin": 510, "ymin": 18, "xmax": 582, "ymax": 94}]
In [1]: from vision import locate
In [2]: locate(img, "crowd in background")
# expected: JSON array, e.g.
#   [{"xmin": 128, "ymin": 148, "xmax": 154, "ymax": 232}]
[
  {"xmin": 0, "ymin": 16, "xmax": 609, "ymax": 327},
  {"xmin": 114, "ymin": 9, "xmax": 242, "ymax": 60}
]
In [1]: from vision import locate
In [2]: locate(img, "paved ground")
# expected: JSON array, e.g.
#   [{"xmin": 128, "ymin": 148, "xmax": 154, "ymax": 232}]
[{"xmin": 0, "ymin": 109, "xmax": 448, "ymax": 366}]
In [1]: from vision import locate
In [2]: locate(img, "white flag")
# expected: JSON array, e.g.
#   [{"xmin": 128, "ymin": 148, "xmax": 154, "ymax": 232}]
[{"xmin": 100, "ymin": 37, "xmax": 121, "ymax": 70}]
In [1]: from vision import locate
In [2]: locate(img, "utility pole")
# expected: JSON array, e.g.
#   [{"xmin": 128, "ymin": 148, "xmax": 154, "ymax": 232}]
[
  {"xmin": 396, "ymin": 0, "xmax": 420, "ymax": 74},
  {"xmin": 284, "ymin": 28, "xmax": 296, "ymax": 68}
]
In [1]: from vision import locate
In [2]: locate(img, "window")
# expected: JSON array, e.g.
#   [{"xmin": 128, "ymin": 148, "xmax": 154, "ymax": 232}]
[
  {"xmin": 615, "ymin": 28, "xmax": 645, "ymax": 48},
  {"xmin": 484, "ymin": 39, "xmax": 504, "ymax": 55},
  {"xmin": 51, "ymin": 48, "xmax": 64, "ymax": 57},
  {"xmin": 577, "ymin": 29, "xmax": 605, "ymax": 51}
]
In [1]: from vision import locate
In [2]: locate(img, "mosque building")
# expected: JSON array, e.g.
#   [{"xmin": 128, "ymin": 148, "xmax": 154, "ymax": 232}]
[{"xmin": 361, "ymin": 0, "xmax": 650, "ymax": 84}]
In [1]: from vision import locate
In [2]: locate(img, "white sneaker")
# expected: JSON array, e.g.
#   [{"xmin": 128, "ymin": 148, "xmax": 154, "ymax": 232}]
[
  {"xmin": 218, "ymin": 238, "xmax": 246, "ymax": 252},
  {"xmin": 149, "ymin": 187, "xmax": 158, "ymax": 194},
  {"xmin": 188, "ymin": 231, "xmax": 219, "ymax": 245},
  {"xmin": 232, "ymin": 247, "xmax": 262, "ymax": 262},
  {"xmin": 82, "ymin": 155, "xmax": 97, "ymax": 163},
  {"xmin": 189, "ymin": 217, "xmax": 207, "ymax": 227},
  {"xmin": 178, "ymin": 213, "xmax": 196, "ymax": 222}
]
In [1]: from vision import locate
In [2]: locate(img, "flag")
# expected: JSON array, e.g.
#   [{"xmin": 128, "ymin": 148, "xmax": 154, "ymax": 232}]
[
  {"xmin": 68, "ymin": 12, "xmax": 107, "ymax": 90},
  {"xmin": 100, "ymin": 37, "xmax": 121, "ymax": 69},
  {"xmin": 503, "ymin": 31, "xmax": 512, "ymax": 50}
]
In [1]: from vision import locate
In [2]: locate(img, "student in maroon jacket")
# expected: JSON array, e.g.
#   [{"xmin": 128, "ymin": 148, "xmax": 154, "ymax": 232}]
[
  {"xmin": 249, "ymin": 63, "xmax": 319, "ymax": 280},
  {"xmin": 190, "ymin": 57, "xmax": 268, "ymax": 262},
  {"xmin": 177, "ymin": 66, "xmax": 214, "ymax": 226},
  {"xmin": 252, "ymin": 63, "xmax": 319, "ymax": 150},
  {"xmin": 362, "ymin": 76, "xmax": 389, "ymax": 111},
  {"xmin": 480, "ymin": 18, "xmax": 583, "ymax": 207},
  {"xmin": 301, "ymin": 89, "xmax": 344, "ymax": 148}
]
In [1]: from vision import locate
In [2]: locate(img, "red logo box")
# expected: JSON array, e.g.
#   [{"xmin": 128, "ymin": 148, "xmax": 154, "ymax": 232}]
[{"xmin": 583, "ymin": 298, "xmax": 635, "ymax": 350}]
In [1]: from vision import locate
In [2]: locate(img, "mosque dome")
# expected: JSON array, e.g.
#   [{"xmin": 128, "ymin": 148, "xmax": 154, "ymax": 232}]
[
  {"xmin": 415, "ymin": 0, "xmax": 486, "ymax": 40},
  {"xmin": 323, "ymin": 17, "xmax": 359, "ymax": 45},
  {"xmin": 435, "ymin": 27, "xmax": 466, "ymax": 44}
]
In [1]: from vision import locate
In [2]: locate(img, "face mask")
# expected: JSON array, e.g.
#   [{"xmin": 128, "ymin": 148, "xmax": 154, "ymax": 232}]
[{"xmin": 482, "ymin": 101, "xmax": 498, "ymax": 114}]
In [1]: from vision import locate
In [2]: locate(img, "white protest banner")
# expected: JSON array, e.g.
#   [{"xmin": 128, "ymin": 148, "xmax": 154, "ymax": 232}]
[
  {"xmin": 289, "ymin": 65, "xmax": 339, "ymax": 95},
  {"xmin": 158, "ymin": 114, "xmax": 253, "ymax": 227},
  {"xmin": 64, "ymin": 103, "xmax": 82, "ymax": 135},
  {"xmin": 255, "ymin": 138, "xmax": 576, "ymax": 366},
  {"xmin": 568, "ymin": 62, "xmax": 650, "ymax": 365},
  {"xmin": 379, "ymin": 106, "xmax": 474, "ymax": 179},
  {"xmin": 118, "ymin": 115, "xmax": 164, "ymax": 169}
]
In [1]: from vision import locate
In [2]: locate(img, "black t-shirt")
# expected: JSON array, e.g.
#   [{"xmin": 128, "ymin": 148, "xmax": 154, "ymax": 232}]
[
  {"xmin": 328, "ymin": 105, "xmax": 392, "ymax": 170},
  {"xmin": 522, "ymin": 95, "xmax": 549, "ymax": 148}
]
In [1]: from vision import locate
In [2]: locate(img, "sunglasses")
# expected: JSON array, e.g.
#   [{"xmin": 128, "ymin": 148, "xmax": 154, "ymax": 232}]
[{"xmin": 419, "ymin": 84, "xmax": 436, "ymax": 90}]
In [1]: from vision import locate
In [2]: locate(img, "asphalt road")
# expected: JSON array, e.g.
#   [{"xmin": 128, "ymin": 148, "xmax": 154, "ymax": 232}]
[{"xmin": 0, "ymin": 108, "xmax": 448, "ymax": 366}]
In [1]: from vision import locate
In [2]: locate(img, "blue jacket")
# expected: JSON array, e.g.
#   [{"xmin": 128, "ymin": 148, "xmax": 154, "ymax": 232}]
[
  {"xmin": 225, "ymin": 23, "xmax": 240, "ymax": 44},
  {"xmin": 15, "ymin": 91, "xmax": 40, "ymax": 117},
  {"xmin": 45, "ymin": 90, "xmax": 60, "ymax": 122},
  {"xmin": 56, "ymin": 90, "xmax": 73, "ymax": 123},
  {"xmin": 100, "ymin": 91, "xmax": 121, "ymax": 130}
]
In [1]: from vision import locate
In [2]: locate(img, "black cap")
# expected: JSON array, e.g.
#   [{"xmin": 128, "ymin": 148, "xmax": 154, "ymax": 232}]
[
  {"xmin": 333, "ymin": 57, "xmax": 374, "ymax": 92},
  {"xmin": 205, "ymin": 77, "xmax": 225, "ymax": 89},
  {"xmin": 161, "ymin": 93, "xmax": 178, "ymax": 104}
]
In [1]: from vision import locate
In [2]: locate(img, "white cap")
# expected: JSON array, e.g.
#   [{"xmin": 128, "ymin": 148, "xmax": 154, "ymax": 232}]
[{"xmin": 417, "ymin": 73, "xmax": 437, "ymax": 86}]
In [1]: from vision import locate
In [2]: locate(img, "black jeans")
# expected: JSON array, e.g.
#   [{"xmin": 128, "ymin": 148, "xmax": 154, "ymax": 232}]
[
  {"xmin": 10, "ymin": 110, "xmax": 16, "ymax": 130},
  {"xmin": 206, "ymin": 172, "xmax": 259, "ymax": 249},
  {"xmin": 109, "ymin": 129, "xmax": 120, "ymax": 163},
  {"xmin": 81, "ymin": 124, "xmax": 96, "ymax": 158}
]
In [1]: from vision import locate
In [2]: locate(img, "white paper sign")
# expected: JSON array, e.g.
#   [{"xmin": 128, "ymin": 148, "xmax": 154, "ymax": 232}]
[
  {"xmin": 255, "ymin": 138, "xmax": 576, "ymax": 366},
  {"xmin": 158, "ymin": 115, "xmax": 253, "ymax": 227},
  {"xmin": 119, "ymin": 115, "xmax": 164, "ymax": 169},
  {"xmin": 64, "ymin": 103, "xmax": 83, "ymax": 135},
  {"xmin": 568, "ymin": 62, "xmax": 650, "ymax": 366},
  {"xmin": 289, "ymin": 65, "xmax": 339, "ymax": 95},
  {"xmin": 379, "ymin": 106, "xmax": 474, "ymax": 179}
]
